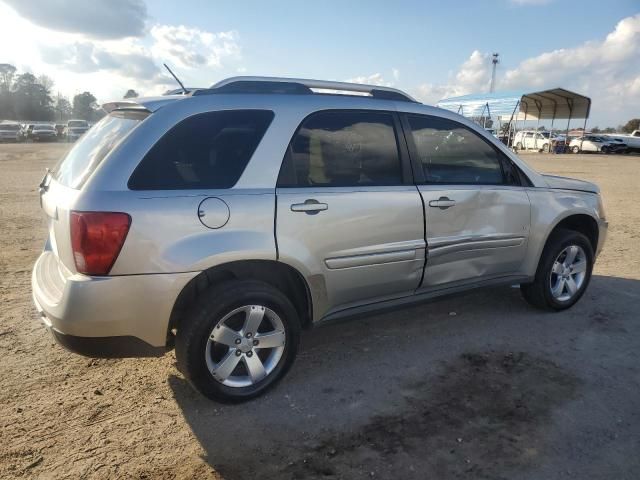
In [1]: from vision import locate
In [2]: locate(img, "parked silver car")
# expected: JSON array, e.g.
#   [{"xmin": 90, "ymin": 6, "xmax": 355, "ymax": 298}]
[
  {"xmin": 32, "ymin": 77, "xmax": 608, "ymax": 402},
  {"xmin": 0, "ymin": 122, "xmax": 23, "ymax": 142},
  {"xmin": 569, "ymin": 135, "xmax": 626, "ymax": 154},
  {"xmin": 65, "ymin": 119, "xmax": 90, "ymax": 142},
  {"xmin": 28, "ymin": 123, "xmax": 58, "ymax": 142}
]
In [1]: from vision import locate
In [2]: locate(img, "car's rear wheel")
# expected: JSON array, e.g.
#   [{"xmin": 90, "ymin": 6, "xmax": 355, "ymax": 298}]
[
  {"xmin": 175, "ymin": 280, "xmax": 300, "ymax": 402},
  {"xmin": 542, "ymin": 143, "xmax": 550, "ymax": 153},
  {"xmin": 572, "ymin": 145, "xmax": 580, "ymax": 154},
  {"xmin": 601, "ymin": 146, "xmax": 609, "ymax": 154},
  {"xmin": 516, "ymin": 142, "xmax": 523, "ymax": 150},
  {"xmin": 521, "ymin": 229, "xmax": 593, "ymax": 310}
]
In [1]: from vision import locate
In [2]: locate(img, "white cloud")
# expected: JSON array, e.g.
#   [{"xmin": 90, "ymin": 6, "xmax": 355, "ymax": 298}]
[
  {"xmin": 0, "ymin": 2, "xmax": 243, "ymax": 103},
  {"xmin": 2, "ymin": 0, "xmax": 147, "ymax": 39},
  {"xmin": 346, "ymin": 69, "xmax": 403, "ymax": 87},
  {"xmin": 412, "ymin": 15, "xmax": 640, "ymax": 125},
  {"xmin": 347, "ymin": 72, "xmax": 393, "ymax": 86},
  {"xmin": 413, "ymin": 50, "xmax": 492, "ymax": 104},
  {"xmin": 150, "ymin": 25, "xmax": 241, "ymax": 69}
]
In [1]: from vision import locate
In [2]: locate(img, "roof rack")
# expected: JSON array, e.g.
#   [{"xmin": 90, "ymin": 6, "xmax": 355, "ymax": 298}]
[{"xmin": 192, "ymin": 76, "xmax": 418, "ymax": 103}]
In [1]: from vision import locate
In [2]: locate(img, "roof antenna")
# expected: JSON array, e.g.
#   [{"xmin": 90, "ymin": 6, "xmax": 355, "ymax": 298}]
[{"xmin": 163, "ymin": 63, "xmax": 187, "ymax": 95}]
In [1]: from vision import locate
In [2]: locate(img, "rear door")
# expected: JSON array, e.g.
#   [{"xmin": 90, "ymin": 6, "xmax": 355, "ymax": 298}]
[
  {"xmin": 276, "ymin": 110, "xmax": 425, "ymax": 317},
  {"xmin": 402, "ymin": 114, "xmax": 531, "ymax": 288}
]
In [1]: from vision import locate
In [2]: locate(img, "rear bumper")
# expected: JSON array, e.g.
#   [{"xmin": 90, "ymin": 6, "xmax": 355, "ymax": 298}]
[
  {"xmin": 32, "ymin": 251, "xmax": 197, "ymax": 355},
  {"xmin": 49, "ymin": 330, "xmax": 166, "ymax": 358}
]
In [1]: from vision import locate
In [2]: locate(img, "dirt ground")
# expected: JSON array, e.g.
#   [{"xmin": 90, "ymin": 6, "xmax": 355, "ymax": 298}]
[{"xmin": 1, "ymin": 144, "xmax": 639, "ymax": 480}]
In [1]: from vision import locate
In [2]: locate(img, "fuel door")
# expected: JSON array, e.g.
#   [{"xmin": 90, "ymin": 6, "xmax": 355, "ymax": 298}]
[{"xmin": 198, "ymin": 197, "xmax": 230, "ymax": 229}]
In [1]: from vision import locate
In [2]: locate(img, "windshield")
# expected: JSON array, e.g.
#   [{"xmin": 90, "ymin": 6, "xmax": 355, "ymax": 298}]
[
  {"xmin": 539, "ymin": 132, "xmax": 550, "ymax": 138},
  {"xmin": 54, "ymin": 110, "xmax": 148, "ymax": 189},
  {"xmin": 34, "ymin": 124, "xmax": 53, "ymax": 130},
  {"xmin": 68, "ymin": 120, "xmax": 88, "ymax": 128},
  {"xmin": 0, "ymin": 124, "xmax": 20, "ymax": 131}
]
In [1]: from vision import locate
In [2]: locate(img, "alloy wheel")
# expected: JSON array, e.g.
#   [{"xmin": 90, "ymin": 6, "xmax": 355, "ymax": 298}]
[
  {"xmin": 205, "ymin": 305, "xmax": 286, "ymax": 388},
  {"xmin": 549, "ymin": 245, "xmax": 588, "ymax": 302}
]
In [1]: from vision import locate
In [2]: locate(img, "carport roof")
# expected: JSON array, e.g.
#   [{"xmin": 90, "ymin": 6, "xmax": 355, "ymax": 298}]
[{"xmin": 437, "ymin": 88, "xmax": 591, "ymax": 121}]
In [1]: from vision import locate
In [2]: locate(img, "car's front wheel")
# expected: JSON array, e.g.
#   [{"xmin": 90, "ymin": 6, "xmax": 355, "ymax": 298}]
[
  {"xmin": 572, "ymin": 145, "xmax": 580, "ymax": 154},
  {"xmin": 521, "ymin": 229, "xmax": 594, "ymax": 310},
  {"xmin": 175, "ymin": 280, "xmax": 300, "ymax": 402}
]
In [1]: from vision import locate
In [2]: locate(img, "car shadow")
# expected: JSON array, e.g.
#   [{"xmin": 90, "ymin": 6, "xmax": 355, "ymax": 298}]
[{"xmin": 168, "ymin": 275, "xmax": 640, "ymax": 479}]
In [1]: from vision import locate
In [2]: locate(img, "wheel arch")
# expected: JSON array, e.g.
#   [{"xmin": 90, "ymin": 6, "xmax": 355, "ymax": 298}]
[
  {"xmin": 540, "ymin": 213, "xmax": 599, "ymax": 263},
  {"xmin": 166, "ymin": 260, "xmax": 313, "ymax": 347}
]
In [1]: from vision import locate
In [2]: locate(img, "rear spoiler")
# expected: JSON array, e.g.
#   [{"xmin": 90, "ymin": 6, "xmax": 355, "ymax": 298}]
[
  {"xmin": 101, "ymin": 100, "xmax": 147, "ymax": 114},
  {"xmin": 101, "ymin": 95, "xmax": 186, "ymax": 114}
]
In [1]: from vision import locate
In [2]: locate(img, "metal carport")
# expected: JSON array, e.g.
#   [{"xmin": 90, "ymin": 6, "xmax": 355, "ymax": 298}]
[{"xmin": 437, "ymin": 88, "xmax": 591, "ymax": 149}]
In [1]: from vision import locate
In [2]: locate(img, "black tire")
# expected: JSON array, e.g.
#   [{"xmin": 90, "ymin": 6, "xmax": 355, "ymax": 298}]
[
  {"xmin": 542, "ymin": 143, "xmax": 550, "ymax": 153},
  {"xmin": 516, "ymin": 142, "xmax": 523, "ymax": 150},
  {"xmin": 521, "ymin": 229, "xmax": 594, "ymax": 311},
  {"xmin": 572, "ymin": 145, "xmax": 580, "ymax": 154},
  {"xmin": 175, "ymin": 280, "xmax": 300, "ymax": 402}
]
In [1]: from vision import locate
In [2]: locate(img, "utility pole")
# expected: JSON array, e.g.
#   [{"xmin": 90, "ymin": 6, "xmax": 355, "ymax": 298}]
[{"xmin": 490, "ymin": 53, "xmax": 499, "ymax": 93}]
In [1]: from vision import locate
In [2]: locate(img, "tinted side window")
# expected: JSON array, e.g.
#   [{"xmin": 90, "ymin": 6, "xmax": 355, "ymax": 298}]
[
  {"xmin": 129, "ymin": 110, "xmax": 273, "ymax": 190},
  {"xmin": 278, "ymin": 111, "xmax": 402, "ymax": 187},
  {"xmin": 407, "ymin": 115, "xmax": 506, "ymax": 185}
]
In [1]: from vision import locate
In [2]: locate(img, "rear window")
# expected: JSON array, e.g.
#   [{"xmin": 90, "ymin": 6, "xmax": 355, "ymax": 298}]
[
  {"xmin": 128, "ymin": 110, "xmax": 274, "ymax": 190},
  {"xmin": 68, "ymin": 120, "xmax": 88, "ymax": 128},
  {"xmin": 0, "ymin": 124, "xmax": 20, "ymax": 131},
  {"xmin": 54, "ymin": 110, "xmax": 147, "ymax": 189}
]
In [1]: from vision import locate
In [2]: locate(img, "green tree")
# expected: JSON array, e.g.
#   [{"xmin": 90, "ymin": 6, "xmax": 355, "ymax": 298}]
[
  {"xmin": 54, "ymin": 95, "xmax": 72, "ymax": 122},
  {"xmin": 603, "ymin": 127, "xmax": 616, "ymax": 134},
  {"xmin": 12, "ymin": 73, "xmax": 54, "ymax": 120},
  {"xmin": 123, "ymin": 89, "xmax": 139, "ymax": 98},
  {"xmin": 622, "ymin": 118, "xmax": 640, "ymax": 133},
  {"xmin": 0, "ymin": 63, "xmax": 16, "ymax": 91},
  {"xmin": 72, "ymin": 91, "xmax": 98, "ymax": 120},
  {"xmin": 591, "ymin": 126, "xmax": 601, "ymax": 133},
  {"xmin": 0, "ymin": 64, "xmax": 17, "ymax": 119},
  {"xmin": 37, "ymin": 74, "xmax": 54, "ymax": 92}
]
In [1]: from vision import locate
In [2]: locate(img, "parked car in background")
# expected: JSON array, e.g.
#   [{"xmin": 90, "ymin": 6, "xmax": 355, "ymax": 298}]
[
  {"xmin": 27, "ymin": 124, "xmax": 58, "ymax": 142},
  {"xmin": 32, "ymin": 76, "xmax": 608, "ymax": 402},
  {"xmin": 601, "ymin": 130, "xmax": 640, "ymax": 153},
  {"xmin": 65, "ymin": 119, "xmax": 89, "ymax": 142},
  {"xmin": 569, "ymin": 135, "xmax": 626, "ymax": 154},
  {"xmin": 514, "ymin": 130, "xmax": 563, "ymax": 152},
  {"xmin": 0, "ymin": 122, "xmax": 23, "ymax": 142}
]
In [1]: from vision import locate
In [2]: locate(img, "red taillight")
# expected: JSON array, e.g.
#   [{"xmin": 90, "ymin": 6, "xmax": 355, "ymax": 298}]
[{"xmin": 70, "ymin": 211, "xmax": 131, "ymax": 275}]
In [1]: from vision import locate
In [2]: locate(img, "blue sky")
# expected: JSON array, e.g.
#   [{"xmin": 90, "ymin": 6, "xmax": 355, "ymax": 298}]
[
  {"xmin": 0, "ymin": 0, "xmax": 639, "ymax": 126},
  {"xmin": 148, "ymin": 0, "xmax": 638, "ymax": 89}
]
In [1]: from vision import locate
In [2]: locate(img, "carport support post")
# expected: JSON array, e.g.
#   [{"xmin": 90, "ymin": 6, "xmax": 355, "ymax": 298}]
[
  {"xmin": 550, "ymin": 106, "xmax": 557, "ymax": 153},
  {"xmin": 507, "ymin": 100, "xmax": 520, "ymax": 149},
  {"xmin": 580, "ymin": 117, "xmax": 588, "ymax": 151},
  {"xmin": 565, "ymin": 98, "xmax": 573, "ymax": 151}
]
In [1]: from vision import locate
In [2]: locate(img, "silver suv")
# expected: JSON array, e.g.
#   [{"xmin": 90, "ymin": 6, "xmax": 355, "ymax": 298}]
[{"xmin": 32, "ymin": 77, "xmax": 608, "ymax": 402}]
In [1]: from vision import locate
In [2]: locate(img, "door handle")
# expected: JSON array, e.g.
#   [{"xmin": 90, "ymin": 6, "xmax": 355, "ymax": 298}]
[
  {"xmin": 428, "ymin": 197, "xmax": 456, "ymax": 209},
  {"xmin": 291, "ymin": 199, "xmax": 328, "ymax": 214}
]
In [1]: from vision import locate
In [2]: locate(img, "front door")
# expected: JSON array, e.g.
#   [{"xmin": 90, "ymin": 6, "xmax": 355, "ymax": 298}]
[
  {"xmin": 276, "ymin": 110, "xmax": 425, "ymax": 318},
  {"xmin": 402, "ymin": 114, "xmax": 531, "ymax": 288}
]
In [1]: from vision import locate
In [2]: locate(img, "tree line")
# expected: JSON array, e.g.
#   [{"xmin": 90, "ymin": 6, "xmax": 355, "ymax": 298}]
[{"xmin": 0, "ymin": 64, "xmax": 140, "ymax": 123}]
